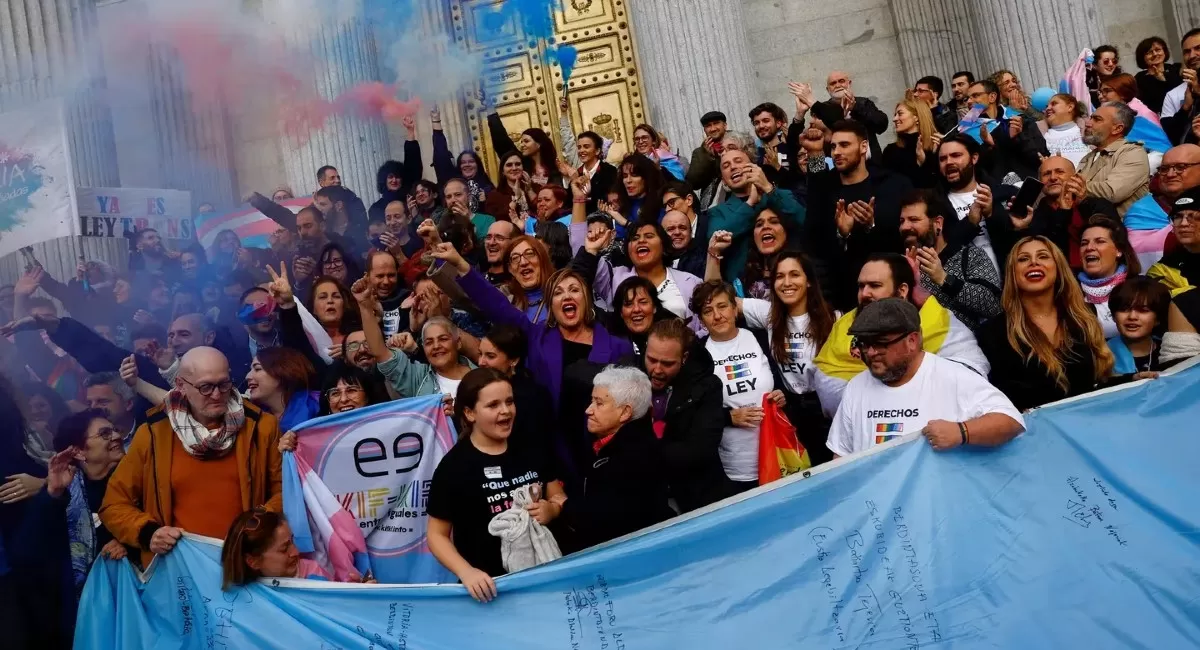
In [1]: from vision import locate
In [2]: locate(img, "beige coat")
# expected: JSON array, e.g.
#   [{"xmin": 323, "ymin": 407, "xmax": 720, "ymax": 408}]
[{"xmin": 1077, "ymin": 138, "xmax": 1150, "ymax": 217}]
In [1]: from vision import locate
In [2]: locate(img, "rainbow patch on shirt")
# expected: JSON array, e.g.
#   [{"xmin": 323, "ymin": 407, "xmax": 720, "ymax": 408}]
[
  {"xmin": 724, "ymin": 362, "xmax": 752, "ymax": 380},
  {"xmin": 874, "ymin": 422, "xmax": 904, "ymax": 445}
]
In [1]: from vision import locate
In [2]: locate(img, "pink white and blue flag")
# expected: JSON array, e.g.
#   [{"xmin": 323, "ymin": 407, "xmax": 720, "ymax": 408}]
[
  {"xmin": 194, "ymin": 197, "xmax": 310, "ymax": 250},
  {"xmin": 282, "ymin": 394, "xmax": 456, "ymax": 583}
]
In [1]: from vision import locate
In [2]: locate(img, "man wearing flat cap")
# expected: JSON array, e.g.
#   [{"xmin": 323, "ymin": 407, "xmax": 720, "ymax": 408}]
[
  {"xmin": 687, "ymin": 110, "xmax": 730, "ymax": 189},
  {"xmin": 826, "ymin": 298, "xmax": 1025, "ymax": 458}
]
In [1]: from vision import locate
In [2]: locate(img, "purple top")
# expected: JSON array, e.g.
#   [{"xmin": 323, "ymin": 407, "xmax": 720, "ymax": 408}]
[{"xmin": 456, "ymin": 267, "xmax": 635, "ymax": 403}]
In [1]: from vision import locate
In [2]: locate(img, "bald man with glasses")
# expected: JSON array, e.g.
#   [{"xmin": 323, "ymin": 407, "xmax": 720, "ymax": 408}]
[{"xmin": 101, "ymin": 346, "xmax": 284, "ymax": 568}]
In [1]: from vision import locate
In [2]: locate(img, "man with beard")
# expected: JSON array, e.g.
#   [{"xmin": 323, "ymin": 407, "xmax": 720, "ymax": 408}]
[
  {"xmin": 1077, "ymin": 102, "xmax": 1149, "ymax": 216},
  {"xmin": 898, "ymin": 190, "xmax": 1001, "ymax": 330},
  {"xmin": 812, "ymin": 253, "xmax": 989, "ymax": 416},
  {"xmin": 687, "ymin": 111, "xmax": 729, "ymax": 190},
  {"xmin": 826, "ymin": 298, "xmax": 1023, "ymax": 458},
  {"xmin": 934, "ymin": 134, "xmax": 1016, "ymax": 273},
  {"xmin": 949, "ymin": 71, "xmax": 976, "ymax": 117},
  {"xmin": 998, "ymin": 155, "xmax": 1117, "ymax": 269},
  {"xmin": 1160, "ymin": 29, "xmax": 1200, "ymax": 145},
  {"xmin": 811, "ymin": 71, "xmax": 890, "ymax": 159},
  {"xmin": 128, "ymin": 228, "xmax": 181, "ymax": 280},
  {"xmin": 803, "ymin": 120, "xmax": 912, "ymax": 309},
  {"xmin": 641, "ymin": 318, "xmax": 728, "ymax": 513},
  {"xmin": 748, "ymin": 102, "xmax": 798, "ymax": 188}
]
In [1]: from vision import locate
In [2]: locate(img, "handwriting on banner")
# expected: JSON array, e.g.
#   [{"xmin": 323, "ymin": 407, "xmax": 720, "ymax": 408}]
[
  {"xmin": 1062, "ymin": 476, "xmax": 1127, "ymax": 547},
  {"xmin": 562, "ymin": 574, "xmax": 626, "ymax": 650},
  {"xmin": 808, "ymin": 502, "xmax": 943, "ymax": 648}
]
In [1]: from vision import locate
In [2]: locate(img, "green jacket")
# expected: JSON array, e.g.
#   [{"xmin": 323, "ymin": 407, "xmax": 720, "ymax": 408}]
[
  {"xmin": 379, "ymin": 350, "xmax": 477, "ymax": 398},
  {"xmin": 707, "ymin": 188, "xmax": 805, "ymax": 286}
]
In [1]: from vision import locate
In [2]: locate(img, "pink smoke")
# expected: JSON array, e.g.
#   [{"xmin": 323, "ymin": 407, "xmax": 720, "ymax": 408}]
[{"xmin": 281, "ymin": 82, "xmax": 422, "ymax": 141}]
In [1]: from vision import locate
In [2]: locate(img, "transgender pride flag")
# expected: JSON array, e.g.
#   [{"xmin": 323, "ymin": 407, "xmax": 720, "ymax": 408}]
[
  {"xmin": 194, "ymin": 197, "xmax": 311, "ymax": 250},
  {"xmin": 282, "ymin": 394, "xmax": 456, "ymax": 584}
]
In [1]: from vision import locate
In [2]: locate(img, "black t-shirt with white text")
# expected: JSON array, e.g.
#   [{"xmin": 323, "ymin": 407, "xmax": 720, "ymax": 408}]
[{"xmin": 427, "ymin": 437, "xmax": 555, "ymax": 577}]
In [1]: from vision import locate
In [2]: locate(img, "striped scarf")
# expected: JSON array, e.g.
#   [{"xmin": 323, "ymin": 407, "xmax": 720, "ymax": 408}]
[
  {"xmin": 164, "ymin": 389, "xmax": 246, "ymax": 458},
  {"xmin": 1078, "ymin": 265, "xmax": 1127, "ymax": 304}
]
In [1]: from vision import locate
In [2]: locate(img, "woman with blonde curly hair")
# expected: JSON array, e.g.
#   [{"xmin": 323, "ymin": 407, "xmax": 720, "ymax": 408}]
[
  {"xmin": 976, "ymin": 236, "xmax": 1114, "ymax": 410},
  {"xmin": 880, "ymin": 92, "xmax": 940, "ymax": 188}
]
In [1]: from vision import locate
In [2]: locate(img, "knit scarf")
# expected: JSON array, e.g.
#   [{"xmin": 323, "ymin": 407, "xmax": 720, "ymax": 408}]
[
  {"xmin": 1078, "ymin": 265, "xmax": 1127, "ymax": 304},
  {"xmin": 164, "ymin": 389, "xmax": 246, "ymax": 458}
]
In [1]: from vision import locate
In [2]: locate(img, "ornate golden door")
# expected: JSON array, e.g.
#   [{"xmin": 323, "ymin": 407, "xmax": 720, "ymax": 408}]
[{"xmin": 450, "ymin": 0, "xmax": 646, "ymax": 180}]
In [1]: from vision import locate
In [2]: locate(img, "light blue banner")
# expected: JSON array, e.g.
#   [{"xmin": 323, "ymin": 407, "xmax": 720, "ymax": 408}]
[{"xmin": 76, "ymin": 364, "xmax": 1200, "ymax": 649}]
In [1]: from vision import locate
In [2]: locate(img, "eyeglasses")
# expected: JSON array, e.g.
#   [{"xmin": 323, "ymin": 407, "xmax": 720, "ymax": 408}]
[
  {"xmin": 508, "ymin": 249, "xmax": 539, "ymax": 265},
  {"xmin": 1158, "ymin": 162, "xmax": 1200, "ymax": 176},
  {"xmin": 323, "ymin": 258, "xmax": 345, "ymax": 269},
  {"xmin": 664, "ymin": 195, "xmax": 686, "ymax": 210},
  {"xmin": 484, "ymin": 233, "xmax": 511, "ymax": 243},
  {"xmin": 850, "ymin": 333, "xmax": 910, "ymax": 354},
  {"xmin": 87, "ymin": 426, "xmax": 119, "ymax": 442},
  {"xmin": 1170, "ymin": 212, "xmax": 1197, "ymax": 224},
  {"xmin": 180, "ymin": 376, "xmax": 234, "ymax": 397},
  {"xmin": 345, "ymin": 341, "xmax": 367, "ymax": 354},
  {"xmin": 325, "ymin": 385, "xmax": 365, "ymax": 400},
  {"xmin": 633, "ymin": 135, "xmax": 653, "ymax": 144}
]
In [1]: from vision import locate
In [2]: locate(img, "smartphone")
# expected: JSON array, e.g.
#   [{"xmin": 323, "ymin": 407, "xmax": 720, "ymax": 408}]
[{"xmin": 1008, "ymin": 177, "xmax": 1045, "ymax": 216}]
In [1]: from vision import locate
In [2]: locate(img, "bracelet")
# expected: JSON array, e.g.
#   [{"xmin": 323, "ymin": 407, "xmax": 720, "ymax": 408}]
[
  {"xmin": 708, "ymin": 250, "xmax": 723, "ymax": 260},
  {"xmin": 572, "ymin": 198, "xmax": 588, "ymax": 203},
  {"xmin": 957, "ymin": 421, "xmax": 968, "ymax": 446}
]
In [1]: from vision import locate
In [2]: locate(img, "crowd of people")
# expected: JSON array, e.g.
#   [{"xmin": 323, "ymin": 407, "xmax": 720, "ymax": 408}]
[{"xmin": 2, "ymin": 28, "xmax": 1200, "ymax": 648}]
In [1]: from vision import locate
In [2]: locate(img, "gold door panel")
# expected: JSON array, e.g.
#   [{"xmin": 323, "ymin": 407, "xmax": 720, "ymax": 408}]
[{"xmin": 451, "ymin": 0, "xmax": 645, "ymax": 180}]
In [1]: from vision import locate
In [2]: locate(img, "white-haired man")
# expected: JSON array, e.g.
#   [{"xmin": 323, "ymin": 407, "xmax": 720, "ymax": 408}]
[{"xmin": 562, "ymin": 366, "xmax": 675, "ymax": 549}]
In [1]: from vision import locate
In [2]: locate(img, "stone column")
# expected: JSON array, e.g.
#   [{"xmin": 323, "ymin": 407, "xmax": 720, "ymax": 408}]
[
  {"xmin": 263, "ymin": 10, "xmax": 393, "ymax": 201},
  {"xmin": 1170, "ymin": 1, "xmax": 1200, "ymax": 45},
  {"xmin": 890, "ymin": 0, "xmax": 982, "ymax": 86},
  {"xmin": 627, "ymin": 0, "xmax": 758, "ymax": 147},
  {"xmin": 146, "ymin": 45, "xmax": 239, "ymax": 211},
  {"xmin": 0, "ymin": 0, "xmax": 119, "ymax": 188},
  {"xmin": 968, "ymin": 0, "xmax": 1107, "ymax": 90}
]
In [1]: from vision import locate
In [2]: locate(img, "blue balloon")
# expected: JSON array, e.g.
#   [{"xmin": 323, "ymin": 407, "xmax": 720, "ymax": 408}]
[{"xmin": 1031, "ymin": 86, "xmax": 1056, "ymax": 112}]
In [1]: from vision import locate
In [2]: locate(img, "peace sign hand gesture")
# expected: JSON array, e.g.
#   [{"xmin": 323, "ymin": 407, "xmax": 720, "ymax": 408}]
[{"xmin": 266, "ymin": 263, "xmax": 295, "ymax": 308}]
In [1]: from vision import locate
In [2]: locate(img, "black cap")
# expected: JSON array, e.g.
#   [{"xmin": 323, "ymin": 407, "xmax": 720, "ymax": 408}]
[
  {"xmin": 700, "ymin": 111, "xmax": 727, "ymax": 126},
  {"xmin": 848, "ymin": 298, "xmax": 921, "ymax": 338},
  {"xmin": 1170, "ymin": 186, "xmax": 1200, "ymax": 216}
]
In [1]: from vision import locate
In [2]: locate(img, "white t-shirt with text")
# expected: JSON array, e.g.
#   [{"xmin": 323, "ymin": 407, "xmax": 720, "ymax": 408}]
[
  {"xmin": 706, "ymin": 329, "xmax": 775, "ymax": 481},
  {"xmin": 827, "ymin": 352, "xmax": 1023, "ymax": 457},
  {"xmin": 947, "ymin": 190, "xmax": 999, "ymax": 273},
  {"xmin": 741, "ymin": 298, "xmax": 825, "ymax": 395}
]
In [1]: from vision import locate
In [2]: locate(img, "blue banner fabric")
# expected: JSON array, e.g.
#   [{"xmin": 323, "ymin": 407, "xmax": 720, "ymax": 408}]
[{"xmin": 76, "ymin": 364, "xmax": 1200, "ymax": 649}]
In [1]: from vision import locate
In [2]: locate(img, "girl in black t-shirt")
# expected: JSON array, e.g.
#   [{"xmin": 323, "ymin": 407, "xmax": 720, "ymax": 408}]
[{"xmin": 426, "ymin": 368, "xmax": 565, "ymax": 602}]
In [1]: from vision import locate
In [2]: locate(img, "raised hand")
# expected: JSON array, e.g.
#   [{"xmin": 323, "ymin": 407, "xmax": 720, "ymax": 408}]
[
  {"xmin": 14, "ymin": 266, "xmax": 44, "ymax": 297},
  {"xmin": 979, "ymin": 123, "xmax": 995, "ymax": 148},
  {"xmin": 1061, "ymin": 174, "xmax": 1086, "ymax": 210},
  {"xmin": 292, "ymin": 256, "xmax": 316, "ymax": 284},
  {"xmin": 835, "ymin": 199, "xmax": 854, "ymax": 237},
  {"xmin": 509, "ymin": 203, "xmax": 528, "ymax": 234},
  {"xmin": 145, "ymin": 339, "xmax": 176, "ymax": 371},
  {"xmin": 916, "ymin": 246, "xmax": 947, "ymax": 286},
  {"xmin": 746, "ymin": 182, "xmax": 761, "ymax": 207},
  {"xmin": 708, "ymin": 230, "xmax": 733, "ymax": 255},
  {"xmin": 429, "ymin": 242, "xmax": 471, "ymax": 275},
  {"xmin": 119, "ymin": 354, "xmax": 139, "ymax": 388},
  {"xmin": 1008, "ymin": 117, "xmax": 1023, "ymax": 139},
  {"xmin": 969, "ymin": 184, "xmax": 993, "ymax": 224},
  {"xmin": 800, "ymin": 128, "xmax": 825, "ymax": 154},
  {"xmin": 402, "ymin": 114, "xmax": 417, "ymax": 138},
  {"xmin": 351, "ymin": 275, "xmax": 377, "ymax": 310},
  {"xmin": 848, "ymin": 197, "xmax": 876, "ymax": 227},
  {"xmin": 570, "ymin": 173, "xmax": 590, "ymax": 200},
  {"xmin": 556, "ymin": 158, "xmax": 576, "ymax": 180},
  {"xmin": 0, "ymin": 316, "xmax": 43, "ymax": 338},
  {"xmin": 584, "ymin": 224, "xmax": 614, "ymax": 255},
  {"xmin": 388, "ymin": 332, "xmax": 417, "ymax": 354},
  {"xmin": 416, "ymin": 218, "xmax": 442, "ymax": 245},
  {"xmin": 45, "ymin": 447, "xmax": 81, "ymax": 498},
  {"xmin": 266, "ymin": 263, "xmax": 295, "ymax": 308}
]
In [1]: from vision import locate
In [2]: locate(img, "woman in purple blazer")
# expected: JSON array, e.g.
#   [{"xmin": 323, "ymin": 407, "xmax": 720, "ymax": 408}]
[{"xmin": 430, "ymin": 242, "xmax": 635, "ymax": 487}]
